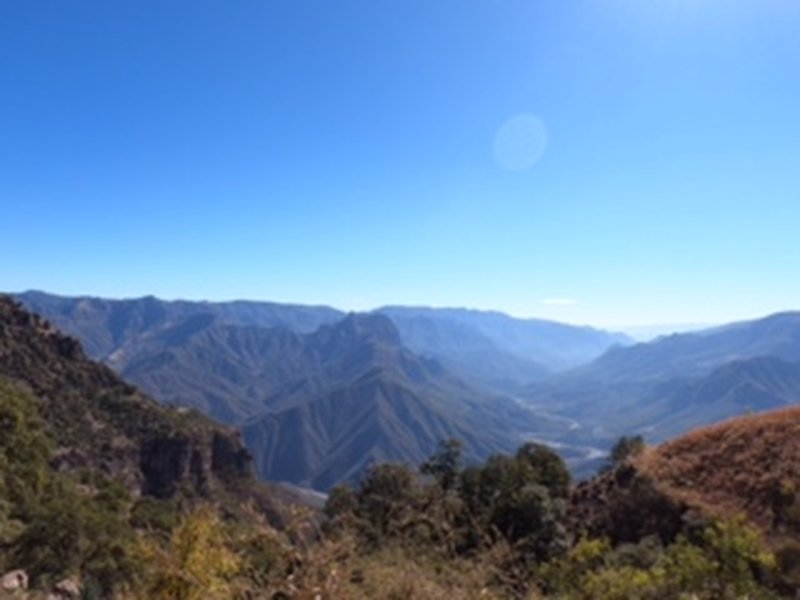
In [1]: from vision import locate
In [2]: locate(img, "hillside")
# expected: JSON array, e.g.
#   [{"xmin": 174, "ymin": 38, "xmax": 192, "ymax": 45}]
[
  {"xmin": 574, "ymin": 311, "xmax": 800, "ymax": 383},
  {"xmin": 569, "ymin": 404, "xmax": 800, "ymax": 544},
  {"xmin": 377, "ymin": 306, "xmax": 629, "ymax": 391},
  {"xmin": 240, "ymin": 313, "xmax": 559, "ymax": 489},
  {"xmin": 0, "ymin": 296, "xmax": 301, "ymax": 596},
  {"xmin": 243, "ymin": 363, "xmax": 537, "ymax": 490},
  {"xmin": 309, "ymin": 406, "xmax": 799, "ymax": 598},
  {"xmin": 525, "ymin": 316, "xmax": 800, "ymax": 451},
  {"xmin": 0, "ymin": 296, "xmax": 258, "ymax": 499},
  {"xmin": 638, "ymin": 405, "xmax": 800, "ymax": 538},
  {"xmin": 15, "ymin": 292, "xmax": 600, "ymax": 489}
]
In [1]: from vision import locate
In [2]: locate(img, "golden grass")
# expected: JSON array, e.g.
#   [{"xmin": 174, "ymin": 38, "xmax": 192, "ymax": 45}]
[{"xmin": 636, "ymin": 406, "xmax": 800, "ymax": 534}]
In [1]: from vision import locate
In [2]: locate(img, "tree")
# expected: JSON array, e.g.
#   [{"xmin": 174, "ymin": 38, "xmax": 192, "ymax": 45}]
[
  {"xmin": 456, "ymin": 445, "xmax": 570, "ymax": 561},
  {"xmin": 609, "ymin": 435, "xmax": 645, "ymax": 467},
  {"xmin": 356, "ymin": 464, "xmax": 419, "ymax": 542},
  {"xmin": 420, "ymin": 439, "xmax": 464, "ymax": 492},
  {"xmin": 515, "ymin": 443, "xmax": 571, "ymax": 498},
  {"xmin": 325, "ymin": 484, "xmax": 358, "ymax": 520},
  {"xmin": 132, "ymin": 505, "xmax": 240, "ymax": 600}
]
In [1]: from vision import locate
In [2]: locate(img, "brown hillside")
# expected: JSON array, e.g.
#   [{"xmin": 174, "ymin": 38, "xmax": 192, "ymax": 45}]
[{"xmin": 637, "ymin": 406, "xmax": 800, "ymax": 536}]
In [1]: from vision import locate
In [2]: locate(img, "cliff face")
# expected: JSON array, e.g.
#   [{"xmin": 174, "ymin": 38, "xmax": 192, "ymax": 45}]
[{"xmin": 0, "ymin": 295, "xmax": 253, "ymax": 500}]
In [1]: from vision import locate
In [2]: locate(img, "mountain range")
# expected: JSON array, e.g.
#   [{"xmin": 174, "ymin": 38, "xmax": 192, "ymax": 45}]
[
  {"xmin": 16, "ymin": 291, "xmax": 626, "ymax": 489},
  {"xmin": 4, "ymin": 293, "xmax": 798, "ymax": 596},
  {"xmin": 13, "ymin": 290, "xmax": 800, "ymax": 491},
  {"xmin": 527, "ymin": 312, "xmax": 800, "ymax": 446}
]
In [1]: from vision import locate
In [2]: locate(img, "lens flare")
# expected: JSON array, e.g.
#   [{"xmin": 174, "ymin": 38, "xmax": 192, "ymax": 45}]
[{"xmin": 493, "ymin": 114, "xmax": 548, "ymax": 172}]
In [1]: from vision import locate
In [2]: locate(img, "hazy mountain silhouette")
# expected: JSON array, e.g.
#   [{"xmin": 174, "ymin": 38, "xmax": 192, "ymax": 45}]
[
  {"xmin": 528, "ymin": 313, "xmax": 800, "ymax": 446},
  {"xmin": 377, "ymin": 306, "xmax": 629, "ymax": 391},
  {"xmin": 17, "ymin": 292, "xmax": 588, "ymax": 489}
]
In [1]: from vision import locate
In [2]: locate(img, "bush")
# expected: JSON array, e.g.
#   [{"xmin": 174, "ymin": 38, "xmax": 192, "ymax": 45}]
[
  {"xmin": 420, "ymin": 439, "xmax": 464, "ymax": 492},
  {"xmin": 539, "ymin": 516, "xmax": 779, "ymax": 600},
  {"xmin": 608, "ymin": 435, "xmax": 645, "ymax": 468}
]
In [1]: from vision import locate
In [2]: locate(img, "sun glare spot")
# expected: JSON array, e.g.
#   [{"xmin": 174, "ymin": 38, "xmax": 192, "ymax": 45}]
[{"xmin": 493, "ymin": 114, "xmax": 548, "ymax": 172}]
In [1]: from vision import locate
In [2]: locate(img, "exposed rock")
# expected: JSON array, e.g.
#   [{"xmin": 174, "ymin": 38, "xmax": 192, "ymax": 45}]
[
  {"xmin": 52, "ymin": 576, "xmax": 81, "ymax": 598},
  {"xmin": 1, "ymin": 570, "xmax": 28, "ymax": 592},
  {"xmin": 0, "ymin": 295, "xmax": 254, "ymax": 501}
]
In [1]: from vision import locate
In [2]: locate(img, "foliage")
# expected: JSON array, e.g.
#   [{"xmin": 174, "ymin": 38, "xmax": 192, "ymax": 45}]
[
  {"xmin": 129, "ymin": 505, "xmax": 241, "ymax": 600},
  {"xmin": 2, "ymin": 376, "xmax": 792, "ymax": 600},
  {"xmin": 130, "ymin": 497, "xmax": 180, "ymax": 534},
  {"xmin": 457, "ymin": 444, "xmax": 570, "ymax": 562},
  {"xmin": 0, "ymin": 380, "xmax": 135, "ymax": 594},
  {"xmin": 354, "ymin": 463, "xmax": 422, "ymax": 543},
  {"xmin": 420, "ymin": 438, "xmax": 464, "ymax": 492},
  {"xmin": 0, "ymin": 379, "xmax": 52, "ymax": 538},
  {"xmin": 540, "ymin": 516, "xmax": 779, "ymax": 599},
  {"xmin": 607, "ymin": 435, "xmax": 645, "ymax": 469}
]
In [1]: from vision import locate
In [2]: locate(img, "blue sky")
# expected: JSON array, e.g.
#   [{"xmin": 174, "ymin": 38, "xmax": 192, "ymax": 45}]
[{"xmin": 2, "ymin": 0, "xmax": 799, "ymax": 327}]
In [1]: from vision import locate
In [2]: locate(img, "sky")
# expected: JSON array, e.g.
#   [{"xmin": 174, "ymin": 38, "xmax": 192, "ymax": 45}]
[{"xmin": 1, "ymin": 0, "xmax": 799, "ymax": 328}]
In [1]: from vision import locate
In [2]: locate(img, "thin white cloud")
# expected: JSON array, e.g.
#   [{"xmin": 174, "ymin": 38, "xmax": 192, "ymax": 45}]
[{"xmin": 541, "ymin": 298, "xmax": 578, "ymax": 306}]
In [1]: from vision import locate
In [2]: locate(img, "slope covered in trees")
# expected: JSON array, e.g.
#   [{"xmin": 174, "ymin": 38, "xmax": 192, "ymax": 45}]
[{"xmin": 0, "ymin": 297, "xmax": 293, "ymax": 596}]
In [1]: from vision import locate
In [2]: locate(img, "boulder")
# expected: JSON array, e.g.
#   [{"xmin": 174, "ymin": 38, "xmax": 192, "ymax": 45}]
[
  {"xmin": 48, "ymin": 576, "xmax": 81, "ymax": 598},
  {"xmin": 1, "ymin": 569, "xmax": 28, "ymax": 592}
]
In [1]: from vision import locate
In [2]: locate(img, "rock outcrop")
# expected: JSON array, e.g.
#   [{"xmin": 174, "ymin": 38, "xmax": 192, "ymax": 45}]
[{"xmin": 0, "ymin": 295, "xmax": 253, "ymax": 500}]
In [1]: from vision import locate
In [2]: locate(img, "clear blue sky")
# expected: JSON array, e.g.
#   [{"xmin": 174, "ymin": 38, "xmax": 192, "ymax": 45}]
[{"xmin": 2, "ymin": 0, "xmax": 799, "ymax": 327}]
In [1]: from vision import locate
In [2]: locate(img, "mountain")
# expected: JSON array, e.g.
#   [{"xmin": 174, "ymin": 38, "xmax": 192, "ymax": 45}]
[
  {"xmin": 616, "ymin": 356, "xmax": 800, "ymax": 439},
  {"xmin": 17, "ymin": 293, "xmax": 630, "ymax": 397},
  {"xmin": 241, "ymin": 313, "xmax": 553, "ymax": 490},
  {"xmin": 377, "ymin": 306, "xmax": 630, "ymax": 391},
  {"xmin": 11, "ymin": 291, "xmax": 633, "ymax": 485},
  {"xmin": 107, "ymin": 316, "xmax": 314, "ymax": 423},
  {"xmin": 15, "ymin": 292, "xmax": 581, "ymax": 490},
  {"xmin": 0, "ymin": 295, "xmax": 260, "ymax": 500},
  {"xmin": 114, "ymin": 306, "xmax": 584, "ymax": 490},
  {"xmin": 526, "ymin": 313, "xmax": 800, "ymax": 450},
  {"xmin": 15, "ymin": 290, "xmax": 344, "ymax": 360},
  {"xmin": 573, "ymin": 311, "xmax": 800, "ymax": 383}
]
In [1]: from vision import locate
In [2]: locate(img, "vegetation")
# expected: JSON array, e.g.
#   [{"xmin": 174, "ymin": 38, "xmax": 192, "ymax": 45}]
[
  {"xmin": 0, "ymin": 380, "xmax": 135, "ymax": 594},
  {"xmin": 1, "ymin": 387, "xmax": 796, "ymax": 598},
  {"xmin": 608, "ymin": 435, "xmax": 645, "ymax": 467},
  {"xmin": 1, "ymin": 293, "xmax": 798, "ymax": 598}
]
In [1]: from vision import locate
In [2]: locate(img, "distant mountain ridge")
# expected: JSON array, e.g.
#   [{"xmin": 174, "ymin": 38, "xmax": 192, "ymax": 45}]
[
  {"xmin": 573, "ymin": 311, "xmax": 800, "ymax": 383},
  {"xmin": 15, "ymin": 290, "xmax": 344, "ymax": 360},
  {"xmin": 527, "ymin": 311, "xmax": 800, "ymax": 447},
  {"xmin": 110, "ymin": 308, "xmax": 571, "ymax": 489},
  {"xmin": 379, "ymin": 306, "xmax": 630, "ymax": 369},
  {"xmin": 376, "ymin": 306, "xmax": 630, "ymax": 391},
  {"xmin": 16, "ymin": 291, "xmax": 620, "ymax": 489},
  {"xmin": 22, "ymin": 290, "xmax": 800, "ymax": 489}
]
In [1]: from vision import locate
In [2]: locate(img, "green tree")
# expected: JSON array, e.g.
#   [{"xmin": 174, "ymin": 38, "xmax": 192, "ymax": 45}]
[
  {"xmin": 356, "ymin": 463, "xmax": 420, "ymax": 542},
  {"xmin": 609, "ymin": 435, "xmax": 645, "ymax": 466},
  {"xmin": 457, "ymin": 445, "xmax": 570, "ymax": 561},
  {"xmin": 516, "ymin": 442, "xmax": 571, "ymax": 498},
  {"xmin": 420, "ymin": 438, "xmax": 464, "ymax": 492}
]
